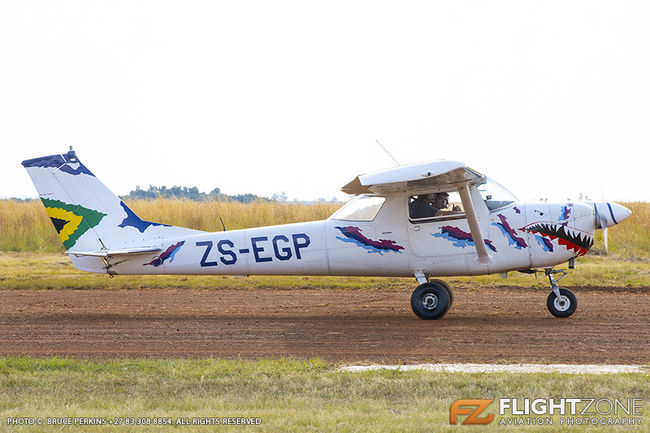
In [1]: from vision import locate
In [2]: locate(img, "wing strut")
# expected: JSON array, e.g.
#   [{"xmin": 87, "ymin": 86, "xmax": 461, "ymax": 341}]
[{"xmin": 458, "ymin": 183, "xmax": 492, "ymax": 264}]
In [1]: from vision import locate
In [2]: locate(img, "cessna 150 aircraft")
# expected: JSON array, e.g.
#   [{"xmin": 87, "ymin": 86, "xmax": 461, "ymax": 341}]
[{"xmin": 22, "ymin": 150, "xmax": 631, "ymax": 320}]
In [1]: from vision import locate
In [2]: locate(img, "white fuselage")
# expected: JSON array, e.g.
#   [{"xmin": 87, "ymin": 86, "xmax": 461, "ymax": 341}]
[{"xmin": 72, "ymin": 193, "xmax": 596, "ymax": 278}]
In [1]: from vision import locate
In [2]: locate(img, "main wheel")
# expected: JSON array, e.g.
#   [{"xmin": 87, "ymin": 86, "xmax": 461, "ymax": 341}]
[
  {"xmin": 411, "ymin": 282, "xmax": 451, "ymax": 320},
  {"xmin": 546, "ymin": 288, "xmax": 577, "ymax": 318},
  {"xmin": 430, "ymin": 279, "xmax": 453, "ymax": 308}
]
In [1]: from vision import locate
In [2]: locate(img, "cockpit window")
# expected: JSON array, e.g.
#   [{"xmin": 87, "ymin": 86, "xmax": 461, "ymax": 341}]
[
  {"xmin": 478, "ymin": 178, "xmax": 518, "ymax": 211},
  {"xmin": 408, "ymin": 191, "xmax": 465, "ymax": 222},
  {"xmin": 330, "ymin": 195, "xmax": 385, "ymax": 221}
]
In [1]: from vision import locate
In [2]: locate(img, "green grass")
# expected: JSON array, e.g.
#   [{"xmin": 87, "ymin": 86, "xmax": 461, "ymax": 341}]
[
  {"xmin": 0, "ymin": 357, "xmax": 646, "ymax": 433},
  {"xmin": 1, "ymin": 252, "xmax": 648, "ymax": 291}
]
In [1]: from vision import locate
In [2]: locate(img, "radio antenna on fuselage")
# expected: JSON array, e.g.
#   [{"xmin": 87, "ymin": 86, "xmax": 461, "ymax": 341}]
[{"xmin": 376, "ymin": 140, "xmax": 400, "ymax": 166}]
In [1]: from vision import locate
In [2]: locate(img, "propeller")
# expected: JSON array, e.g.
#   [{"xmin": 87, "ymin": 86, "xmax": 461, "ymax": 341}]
[
  {"xmin": 595, "ymin": 208, "xmax": 609, "ymax": 254},
  {"xmin": 592, "ymin": 201, "xmax": 631, "ymax": 255}
]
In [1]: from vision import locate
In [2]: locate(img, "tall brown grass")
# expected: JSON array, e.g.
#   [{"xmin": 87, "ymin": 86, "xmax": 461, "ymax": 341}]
[
  {"xmin": 0, "ymin": 199, "xmax": 61, "ymax": 251},
  {"xmin": 128, "ymin": 198, "xmax": 341, "ymax": 232},
  {"xmin": 590, "ymin": 201, "xmax": 650, "ymax": 259},
  {"xmin": 0, "ymin": 199, "xmax": 647, "ymax": 258},
  {"xmin": 0, "ymin": 199, "xmax": 341, "ymax": 252}
]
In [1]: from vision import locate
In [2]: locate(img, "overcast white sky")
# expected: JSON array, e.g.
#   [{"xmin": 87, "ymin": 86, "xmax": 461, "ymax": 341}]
[{"xmin": 1, "ymin": 1, "xmax": 648, "ymax": 202}]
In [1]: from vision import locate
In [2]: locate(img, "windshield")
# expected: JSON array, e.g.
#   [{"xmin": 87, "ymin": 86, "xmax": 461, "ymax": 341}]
[
  {"xmin": 330, "ymin": 195, "xmax": 385, "ymax": 221},
  {"xmin": 477, "ymin": 178, "xmax": 518, "ymax": 211}
]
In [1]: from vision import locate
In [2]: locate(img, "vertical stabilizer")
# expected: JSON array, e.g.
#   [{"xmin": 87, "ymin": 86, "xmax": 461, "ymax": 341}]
[{"xmin": 22, "ymin": 150, "xmax": 203, "ymax": 254}]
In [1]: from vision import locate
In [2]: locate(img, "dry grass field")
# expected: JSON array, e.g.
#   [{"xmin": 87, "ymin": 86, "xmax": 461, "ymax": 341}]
[
  {"xmin": 0, "ymin": 199, "xmax": 647, "ymax": 258},
  {"xmin": 0, "ymin": 199, "xmax": 340, "ymax": 253}
]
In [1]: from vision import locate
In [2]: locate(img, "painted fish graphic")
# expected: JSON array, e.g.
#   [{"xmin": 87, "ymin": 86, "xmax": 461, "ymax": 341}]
[
  {"xmin": 143, "ymin": 241, "xmax": 185, "ymax": 267},
  {"xmin": 435, "ymin": 226, "xmax": 497, "ymax": 252},
  {"xmin": 335, "ymin": 226, "xmax": 404, "ymax": 254},
  {"xmin": 493, "ymin": 214, "xmax": 527, "ymax": 249}
]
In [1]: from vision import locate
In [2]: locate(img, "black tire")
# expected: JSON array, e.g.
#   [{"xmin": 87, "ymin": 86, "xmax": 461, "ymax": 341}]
[
  {"xmin": 430, "ymin": 279, "xmax": 453, "ymax": 308},
  {"xmin": 546, "ymin": 288, "xmax": 577, "ymax": 318},
  {"xmin": 411, "ymin": 282, "xmax": 451, "ymax": 320}
]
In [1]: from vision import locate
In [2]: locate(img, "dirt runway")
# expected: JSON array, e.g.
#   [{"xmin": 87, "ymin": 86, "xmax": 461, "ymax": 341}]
[{"xmin": 0, "ymin": 286, "xmax": 647, "ymax": 364}]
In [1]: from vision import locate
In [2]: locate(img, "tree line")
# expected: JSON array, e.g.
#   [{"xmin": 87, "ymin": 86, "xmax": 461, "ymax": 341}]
[{"xmin": 122, "ymin": 186, "xmax": 264, "ymax": 203}]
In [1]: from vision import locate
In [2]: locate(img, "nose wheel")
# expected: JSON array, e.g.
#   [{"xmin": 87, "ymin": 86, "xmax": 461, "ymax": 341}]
[{"xmin": 545, "ymin": 269, "xmax": 577, "ymax": 318}]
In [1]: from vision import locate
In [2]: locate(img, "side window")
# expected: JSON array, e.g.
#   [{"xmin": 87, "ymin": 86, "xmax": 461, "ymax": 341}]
[
  {"xmin": 408, "ymin": 191, "xmax": 465, "ymax": 222},
  {"xmin": 330, "ymin": 196, "xmax": 385, "ymax": 222}
]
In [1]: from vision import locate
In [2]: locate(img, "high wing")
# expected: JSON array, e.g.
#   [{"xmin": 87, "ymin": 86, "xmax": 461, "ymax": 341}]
[
  {"xmin": 342, "ymin": 160, "xmax": 492, "ymax": 264},
  {"xmin": 341, "ymin": 160, "xmax": 485, "ymax": 195}
]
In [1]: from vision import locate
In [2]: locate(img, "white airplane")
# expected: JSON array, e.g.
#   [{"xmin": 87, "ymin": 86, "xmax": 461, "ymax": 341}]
[{"xmin": 22, "ymin": 150, "xmax": 631, "ymax": 320}]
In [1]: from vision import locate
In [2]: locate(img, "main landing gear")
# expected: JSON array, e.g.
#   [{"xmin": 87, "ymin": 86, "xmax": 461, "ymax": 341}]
[
  {"xmin": 410, "ymin": 270, "xmax": 577, "ymax": 320},
  {"xmin": 410, "ymin": 279, "xmax": 454, "ymax": 320},
  {"xmin": 545, "ymin": 269, "xmax": 577, "ymax": 318}
]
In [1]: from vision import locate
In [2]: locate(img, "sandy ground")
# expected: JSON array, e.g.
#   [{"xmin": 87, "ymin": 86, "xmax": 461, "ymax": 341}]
[{"xmin": 0, "ymin": 286, "xmax": 647, "ymax": 364}]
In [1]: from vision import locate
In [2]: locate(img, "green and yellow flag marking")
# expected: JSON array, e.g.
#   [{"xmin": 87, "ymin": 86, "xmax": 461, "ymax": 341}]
[{"xmin": 41, "ymin": 198, "xmax": 106, "ymax": 250}]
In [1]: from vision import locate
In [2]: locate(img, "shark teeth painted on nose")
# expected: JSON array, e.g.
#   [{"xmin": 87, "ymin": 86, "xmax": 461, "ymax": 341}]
[{"xmin": 521, "ymin": 222, "xmax": 594, "ymax": 257}]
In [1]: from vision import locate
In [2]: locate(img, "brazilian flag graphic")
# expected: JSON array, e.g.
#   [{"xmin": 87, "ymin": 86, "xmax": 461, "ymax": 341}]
[{"xmin": 41, "ymin": 198, "xmax": 107, "ymax": 250}]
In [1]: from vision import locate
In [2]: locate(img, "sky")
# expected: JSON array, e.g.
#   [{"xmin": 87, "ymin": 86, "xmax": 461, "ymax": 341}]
[{"xmin": 1, "ymin": 1, "xmax": 648, "ymax": 203}]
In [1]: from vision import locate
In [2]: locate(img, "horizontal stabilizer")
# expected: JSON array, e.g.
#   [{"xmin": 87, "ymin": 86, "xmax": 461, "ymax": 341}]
[{"xmin": 70, "ymin": 247, "xmax": 161, "ymax": 257}]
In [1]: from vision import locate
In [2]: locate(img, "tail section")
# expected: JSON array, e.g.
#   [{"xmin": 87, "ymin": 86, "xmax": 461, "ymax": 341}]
[{"xmin": 22, "ymin": 150, "xmax": 203, "ymax": 257}]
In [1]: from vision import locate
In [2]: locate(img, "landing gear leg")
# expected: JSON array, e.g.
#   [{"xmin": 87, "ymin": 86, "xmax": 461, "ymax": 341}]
[{"xmin": 545, "ymin": 269, "xmax": 577, "ymax": 318}]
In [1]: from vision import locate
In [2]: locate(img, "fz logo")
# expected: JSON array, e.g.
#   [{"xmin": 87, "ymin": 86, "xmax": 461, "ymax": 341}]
[{"xmin": 450, "ymin": 399, "xmax": 495, "ymax": 425}]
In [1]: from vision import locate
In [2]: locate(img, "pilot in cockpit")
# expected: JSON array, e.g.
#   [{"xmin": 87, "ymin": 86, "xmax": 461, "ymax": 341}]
[
  {"xmin": 410, "ymin": 192, "xmax": 460, "ymax": 219},
  {"xmin": 410, "ymin": 193, "xmax": 439, "ymax": 218}
]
